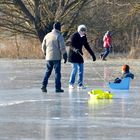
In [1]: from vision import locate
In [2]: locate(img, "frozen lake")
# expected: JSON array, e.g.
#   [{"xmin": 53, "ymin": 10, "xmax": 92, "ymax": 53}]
[{"xmin": 0, "ymin": 59, "xmax": 140, "ymax": 140}]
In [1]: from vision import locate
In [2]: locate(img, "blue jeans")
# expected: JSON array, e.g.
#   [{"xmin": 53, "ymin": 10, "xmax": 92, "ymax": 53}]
[
  {"xmin": 69, "ymin": 63, "xmax": 84, "ymax": 86},
  {"xmin": 102, "ymin": 48, "xmax": 110, "ymax": 59},
  {"xmin": 42, "ymin": 60, "xmax": 61, "ymax": 89}
]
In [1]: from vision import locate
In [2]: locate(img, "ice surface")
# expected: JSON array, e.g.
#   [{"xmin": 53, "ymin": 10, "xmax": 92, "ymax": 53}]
[{"xmin": 0, "ymin": 59, "xmax": 140, "ymax": 140}]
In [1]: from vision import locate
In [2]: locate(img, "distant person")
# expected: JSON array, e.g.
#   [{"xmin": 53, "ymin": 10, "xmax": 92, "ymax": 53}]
[
  {"xmin": 100, "ymin": 31, "xmax": 112, "ymax": 61},
  {"xmin": 41, "ymin": 21, "xmax": 67, "ymax": 93},
  {"xmin": 68, "ymin": 24, "xmax": 96, "ymax": 89},
  {"xmin": 114, "ymin": 64, "xmax": 134, "ymax": 83}
]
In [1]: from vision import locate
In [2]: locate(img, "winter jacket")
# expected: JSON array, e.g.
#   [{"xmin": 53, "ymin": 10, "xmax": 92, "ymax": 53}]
[
  {"xmin": 121, "ymin": 72, "xmax": 134, "ymax": 79},
  {"xmin": 42, "ymin": 29, "xmax": 66, "ymax": 60},
  {"xmin": 114, "ymin": 72, "xmax": 134, "ymax": 83},
  {"xmin": 68, "ymin": 32, "xmax": 96, "ymax": 63},
  {"xmin": 103, "ymin": 34, "xmax": 111, "ymax": 48}
]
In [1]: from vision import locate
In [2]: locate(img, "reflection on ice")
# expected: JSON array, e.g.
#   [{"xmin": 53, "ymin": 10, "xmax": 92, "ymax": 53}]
[
  {"xmin": 88, "ymin": 98, "xmax": 113, "ymax": 106},
  {"xmin": 0, "ymin": 59, "xmax": 140, "ymax": 140}
]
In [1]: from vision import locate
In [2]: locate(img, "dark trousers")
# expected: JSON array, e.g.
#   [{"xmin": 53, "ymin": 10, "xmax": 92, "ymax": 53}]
[
  {"xmin": 42, "ymin": 60, "xmax": 61, "ymax": 89},
  {"xmin": 101, "ymin": 48, "xmax": 110, "ymax": 59}
]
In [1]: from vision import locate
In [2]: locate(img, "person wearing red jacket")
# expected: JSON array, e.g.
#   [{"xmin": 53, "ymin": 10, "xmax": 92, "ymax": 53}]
[{"xmin": 101, "ymin": 31, "xmax": 112, "ymax": 60}]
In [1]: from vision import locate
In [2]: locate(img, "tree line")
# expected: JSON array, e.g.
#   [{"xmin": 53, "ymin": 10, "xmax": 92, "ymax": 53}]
[{"xmin": 0, "ymin": 0, "xmax": 140, "ymax": 58}]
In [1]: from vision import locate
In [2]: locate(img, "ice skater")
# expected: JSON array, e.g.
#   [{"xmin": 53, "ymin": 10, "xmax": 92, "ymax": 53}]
[
  {"xmin": 100, "ymin": 31, "xmax": 112, "ymax": 61},
  {"xmin": 68, "ymin": 24, "xmax": 96, "ymax": 89},
  {"xmin": 41, "ymin": 21, "xmax": 67, "ymax": 93}
]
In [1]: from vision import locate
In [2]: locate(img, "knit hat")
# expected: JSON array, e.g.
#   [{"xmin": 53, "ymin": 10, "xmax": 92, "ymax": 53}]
[
  {"xmin": 53, "ymin": 22, "xmax": 61, "ymax": 31},
  {"xmin": 77, "ymin": 25, "xmax": 87, "ymax": 32},
  {"xmin": 106, "ymin": 31, "xmax": 111, "ymax": 36},
  {"xmin": 122, "ymin": 64, "xmax": 129, "ymax": 72}
]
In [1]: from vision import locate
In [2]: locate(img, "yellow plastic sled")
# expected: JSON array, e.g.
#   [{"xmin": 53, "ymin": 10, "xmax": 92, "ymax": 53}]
[{"xmin": 88, "ymin": 89, "xmax": 113, "ymax": 99}]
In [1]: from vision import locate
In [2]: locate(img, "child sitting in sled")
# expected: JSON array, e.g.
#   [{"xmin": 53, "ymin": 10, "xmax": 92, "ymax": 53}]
[{"xmin": 114, "ymin": 64, "xmax": 134, "ymax": 83}]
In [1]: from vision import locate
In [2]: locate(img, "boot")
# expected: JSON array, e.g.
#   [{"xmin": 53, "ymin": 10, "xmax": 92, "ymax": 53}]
[
  {"xmin": 102, "ymin": 58, "xmax": 107, "ymax": 61},
  {"xmin": 100, "ymin": 54, "xmax": 103, "ymax": 59},
  {"xmin": 55, "ymin": 89, "xmax": 64, "ymax": 93},
  {"xmin": 41, "ymin": 86, "xmax": 47, "ymax": 93}
]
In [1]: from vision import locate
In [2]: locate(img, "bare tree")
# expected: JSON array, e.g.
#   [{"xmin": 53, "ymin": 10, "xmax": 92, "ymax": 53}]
[
  {"xmin": 0, "ymin": 0, "xmax": 90, "ymax": 42},
  {"xmin": 0, "ymin": 0, "xmax": 140, "ymax": 56}
]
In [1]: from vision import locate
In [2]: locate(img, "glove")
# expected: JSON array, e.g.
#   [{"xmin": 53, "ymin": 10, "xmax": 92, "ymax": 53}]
[
  {"xmin": 92, "ymin": 54, "xmax": 96, "ymax": 61},
  {"xmin": 63, "ymin": 53, "xmax": 67, "ymax": 63}
]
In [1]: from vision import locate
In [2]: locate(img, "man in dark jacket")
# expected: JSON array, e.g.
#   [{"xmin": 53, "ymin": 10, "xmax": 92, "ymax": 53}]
[{"xmin": 68, "ymin": 24, "xmax": 96, "ymax": 89}]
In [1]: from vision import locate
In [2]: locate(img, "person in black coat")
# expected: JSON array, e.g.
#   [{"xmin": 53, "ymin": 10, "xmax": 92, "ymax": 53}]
[{"xmin": 68, "ymin": 24, "xmax": 96, "ymax": 89}]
